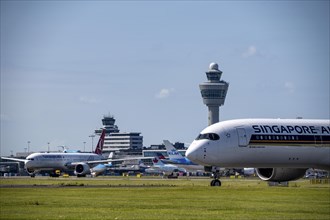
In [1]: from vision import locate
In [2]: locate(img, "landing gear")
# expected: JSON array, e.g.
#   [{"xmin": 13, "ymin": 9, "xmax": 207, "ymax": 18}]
[
  {"xmin": 205, "ymin": 166, "xmax": 222, "ymax": 187},
  {"xmin": 27, "ymin": 168, "xmax": 36, "ymax": 178},
  {"xmin": 211, "ymin": 179, "xmax": 221, "ymax": 186}
]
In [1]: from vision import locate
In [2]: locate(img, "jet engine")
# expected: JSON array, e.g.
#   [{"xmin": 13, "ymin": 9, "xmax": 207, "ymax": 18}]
[
  {"xmin": 26, "ymin": 167, "xmax": 37, "ymax": 177},
  {"xmin": 256, "ymin": 168, "xmax": 307, "ymax": 182},
  {"xmin": 74, "ymin": 163, "xmax": 91, "ymax": 177}
]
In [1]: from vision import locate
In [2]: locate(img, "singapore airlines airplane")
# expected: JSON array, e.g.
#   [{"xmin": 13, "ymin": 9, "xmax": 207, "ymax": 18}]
[
  {"xmin": 1, "ymin": 129, "xmax": 109, "ymax": 177},
  {"xmin": 186, "ymin": 118, "xmax": 330, "ymax": 186}
]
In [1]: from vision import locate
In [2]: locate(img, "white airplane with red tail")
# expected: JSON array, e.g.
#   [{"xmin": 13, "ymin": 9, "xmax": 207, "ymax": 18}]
[{"xmin": 2, "ymin": 129, "xmax": 110, "ymax": 177}]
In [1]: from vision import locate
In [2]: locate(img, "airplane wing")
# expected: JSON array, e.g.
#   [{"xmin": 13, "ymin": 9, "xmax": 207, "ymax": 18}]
[
  {"xmin": 1, "ymin": 157, "xmax": 29, "ymax": 163},
  {"xmin": 70, "ymin": 157, "xmax": 153, "ymax": 166},
  {"xmin": 160, "ymin": 159, "xmax": 180, "ymax": 164}
]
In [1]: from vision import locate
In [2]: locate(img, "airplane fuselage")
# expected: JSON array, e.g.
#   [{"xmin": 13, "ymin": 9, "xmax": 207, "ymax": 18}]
[
  {"xmin": 161, "ymin": 158, "xmax": 196, "ymax": 165},
  {"xmin": 186, "ymin": 119, "xmax": 330, "ymax": 170},
  {"xmin": 25, "ymin": 152, "xmax": 103, "ymax": 172}
]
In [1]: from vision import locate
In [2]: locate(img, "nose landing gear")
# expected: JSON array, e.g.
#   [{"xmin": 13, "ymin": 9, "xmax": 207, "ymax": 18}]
[
  {"xmin": 205, "ymin": 166, "xmax": 222, "ymax": 187},
  {"xmin": 211, "ymin": 170, "xmax": 222, "ymax": 186},
  {"xmin": 211, "ymin": 179, "xmax": 221, "ymax": 186}
]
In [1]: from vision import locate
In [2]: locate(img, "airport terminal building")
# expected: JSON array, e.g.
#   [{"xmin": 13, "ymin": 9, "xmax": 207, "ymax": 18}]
[{"xmin": 94, "ymin": 115, "xmax": 143, "ymax": 151}]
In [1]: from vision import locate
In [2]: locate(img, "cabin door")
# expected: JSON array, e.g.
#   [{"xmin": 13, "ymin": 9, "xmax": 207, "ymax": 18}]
[{"xmin": 237, "ymin": 128, "xmax": 248, "ymax": 147}]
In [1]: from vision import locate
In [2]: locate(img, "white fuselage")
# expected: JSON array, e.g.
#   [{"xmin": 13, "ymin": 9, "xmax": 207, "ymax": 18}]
[
  {"xmin": 25, "ymin": 152, "xmax": 103, "ymax": 171},
  {"xmin": 186, "ymin": 119, "xmax": 330, "ymax": 170}
]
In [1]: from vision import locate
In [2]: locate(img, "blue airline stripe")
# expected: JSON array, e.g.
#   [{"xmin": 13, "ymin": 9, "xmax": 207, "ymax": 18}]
[{"xmin": 249, "ymin": 134, "xmax": 330, "ymax": 147}]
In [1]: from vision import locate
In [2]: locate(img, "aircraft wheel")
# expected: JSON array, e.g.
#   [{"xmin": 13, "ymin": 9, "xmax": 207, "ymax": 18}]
[{"xmin": 210, "ymin": 179, "xmax": 221, "ymax": 187}]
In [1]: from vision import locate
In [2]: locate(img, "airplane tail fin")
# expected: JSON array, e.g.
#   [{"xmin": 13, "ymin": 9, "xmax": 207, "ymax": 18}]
[
  {"xmin": 108, "ymin": 152, "xmax": 114, "ymax": 159},
  {"xmin": 152, "ymin": 156, "xmax": 165, "ymax": 166},
  {"xmin": 163, "ymin": 140, "xmax": 184, "ymax": 159},
  {"xmin": 94, "ymin": 129, "xmax": 106, "ymax": 155},
  {"xmin": 156, "ymin": 153, "xmax": 166, "ymax": 160},
  {"xmin": 138, "ymin": 160, "xmax": 149, "ymax": 168}
]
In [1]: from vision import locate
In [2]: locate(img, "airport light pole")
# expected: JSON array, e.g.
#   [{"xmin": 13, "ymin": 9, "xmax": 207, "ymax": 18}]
[
  {"xmin": 27, "ymin": 141, "xmax": 31, "ymax": 153},
  {"xmin": 89, "ymin": 134, "xmax": 95, "ymax": 152},
  {"xmin": 83, "ymin": 141, "xmax": 86, "ymax": 152},
  {"xmin": 47, "ymin": 142, "xmax": 50, "ymax": 152}
]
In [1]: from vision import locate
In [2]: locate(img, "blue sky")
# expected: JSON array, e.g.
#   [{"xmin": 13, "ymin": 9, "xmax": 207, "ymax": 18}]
[{"xmin": 1, "ymin": 1, "xmax": 329, "ymax": 156}]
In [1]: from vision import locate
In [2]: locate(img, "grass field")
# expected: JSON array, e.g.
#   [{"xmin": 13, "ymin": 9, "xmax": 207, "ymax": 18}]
[{"xmin": 0, "ymin": 177, "xmax": 329, "ymax": 220}]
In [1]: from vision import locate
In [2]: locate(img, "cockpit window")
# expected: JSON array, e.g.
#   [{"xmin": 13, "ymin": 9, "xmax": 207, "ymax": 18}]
[{"xmin": 195, "ymin": 133, "xmax": 220, "ymax": 141}]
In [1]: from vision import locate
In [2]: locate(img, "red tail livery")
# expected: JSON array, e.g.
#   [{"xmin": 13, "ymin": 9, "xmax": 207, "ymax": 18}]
[{"xmin": 94, "ymin": 129, "xmax": 106, "ymax": 155}]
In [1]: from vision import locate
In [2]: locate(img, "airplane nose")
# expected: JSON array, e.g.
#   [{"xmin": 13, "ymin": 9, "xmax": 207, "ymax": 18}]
[
  {"xmin": 25, "ymin": 161, "xmax": 33, "ymax": 170},
  {"xmin": 185, "ymin": 144, "xmax": 197, "ymax": 162}
]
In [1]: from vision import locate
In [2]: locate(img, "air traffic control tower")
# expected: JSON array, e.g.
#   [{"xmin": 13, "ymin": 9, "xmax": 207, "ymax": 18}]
[{"xmin": 199, "ymin": 63, "xmax": 229, "ymax": 126}]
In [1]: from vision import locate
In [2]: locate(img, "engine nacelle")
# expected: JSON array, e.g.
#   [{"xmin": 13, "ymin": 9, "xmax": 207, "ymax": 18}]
[
  {"xmin": 26, "ymin": 167, "xmax": 35, "ymax": 175},
  {"xmin": 256, "ymin": 168, "xmax": 307, "ymax": 182},
  {"xmin": 74, "ymin": 163, "xmax": 91, "ymax": 177},
  {"xmin": 25, "ymin": 167, "xmax": 37, "ymax": 177}
]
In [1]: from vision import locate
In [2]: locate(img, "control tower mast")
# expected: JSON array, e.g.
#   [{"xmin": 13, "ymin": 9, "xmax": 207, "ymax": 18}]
[{"xmin": 199, "ymin": 63, "xmax": 229, "ymax": 126}]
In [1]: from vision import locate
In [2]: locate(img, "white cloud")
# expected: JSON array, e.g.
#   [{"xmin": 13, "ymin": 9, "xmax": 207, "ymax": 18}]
[
  {"xmin": 155, "ymin": 88, "xmax": 175, "ymax": 99},
  {"xmin": 242, "ymin": 45, "xmax": 257, "ymax": 58},
  {"xmin": 79, "ymin": 96, "xmax": 101, "ymax": 104},
  {"xmin": 284, "ymin": 81, "xmax": 295, "ymax": 93}
]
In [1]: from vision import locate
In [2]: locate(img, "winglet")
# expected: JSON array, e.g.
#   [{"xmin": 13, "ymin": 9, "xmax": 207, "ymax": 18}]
[{"xmin": 94, "ymin": 129, "xmax": 106, "ymax": 155}]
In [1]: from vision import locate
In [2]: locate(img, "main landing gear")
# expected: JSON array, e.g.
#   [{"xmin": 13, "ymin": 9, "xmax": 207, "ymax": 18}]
[{"xmin": 205, "ymin": 166, "xmax": 222, "ymax": 187}]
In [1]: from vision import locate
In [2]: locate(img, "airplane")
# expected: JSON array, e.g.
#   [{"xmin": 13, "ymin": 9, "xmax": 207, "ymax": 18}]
[
  {"xmin": 89, "ymin": 163, "xmax": 113, "ymax": 177},
  {"xmin": 145, "ymin": 156, "xmax": 186, "ymax": 176},
  {"xmin": 87, "ymin": 152, "xmax": 115, "ymax": 177},
  {"xmin": 161, "ymin": 140, "xmax": 197, "ymax": 165},
  {"xmin": 108, "ymin": 160, "xmax": 150, "ymax": 175},
  {"xmin": 185, "ymin": 118, "xmax": 330, "ymax": 186},
  {"xmin": 1, "ymin": 129, "xmax": 109, "ymax": 177}
]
